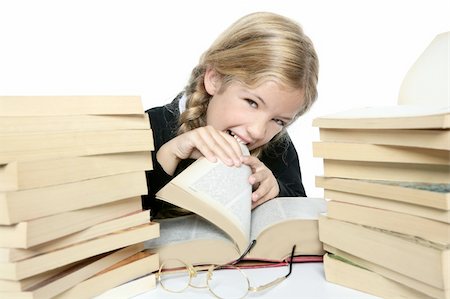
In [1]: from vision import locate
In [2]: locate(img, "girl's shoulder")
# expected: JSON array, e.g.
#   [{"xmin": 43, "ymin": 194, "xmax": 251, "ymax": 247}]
[
  {"xmin": 145, "ymin": 94, "xmax": 182, "ymax": 129},
  {"xmin": 145, "ymin": 94, "xmax": 183, "ymax": 147},
  {"xmin": 261, "ymin": 133, "xmax": 298, "ymax": 164},
  {"xmin": 146, "ymin": 94, "xmax": 181, "ymax": 116}
]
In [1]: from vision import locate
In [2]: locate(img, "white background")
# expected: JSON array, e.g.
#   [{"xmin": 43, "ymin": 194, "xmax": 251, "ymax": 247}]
[{"xmin": 0, "ymin": 0, "xmax": 448, "ymax": 197}]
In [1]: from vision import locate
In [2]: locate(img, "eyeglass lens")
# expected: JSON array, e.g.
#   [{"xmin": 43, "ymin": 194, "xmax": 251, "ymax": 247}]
[
  {"xmin": 207, "ymin": 267, "xmax": 249, "ymax": 299},
  {"xmin": 159, "ymin": 260, "xmax": 192, "ymax": 292}
]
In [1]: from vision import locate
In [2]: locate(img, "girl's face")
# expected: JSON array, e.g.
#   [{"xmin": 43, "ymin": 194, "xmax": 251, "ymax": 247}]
[{"xmin": 205, "ymin": 70, "xmax": 305, "ymax": 151}]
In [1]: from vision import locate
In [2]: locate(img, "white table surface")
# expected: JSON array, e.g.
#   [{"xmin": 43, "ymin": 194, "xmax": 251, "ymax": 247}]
[{"xmin": 132, "ymin": 262, "xmax": 380, "ymax": 299}]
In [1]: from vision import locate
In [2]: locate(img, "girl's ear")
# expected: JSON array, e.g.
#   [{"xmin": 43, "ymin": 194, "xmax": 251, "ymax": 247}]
[{"xmin": 204, "ymin": 67, "xmax": 221, "ymax": 95}]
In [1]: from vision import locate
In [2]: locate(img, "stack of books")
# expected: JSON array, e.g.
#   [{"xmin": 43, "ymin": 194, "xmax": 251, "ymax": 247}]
[
  {"xmin": 0, "ymin": 96, "xmax": 160, "ymax": 298},
  {"xmin": 312, "ymin": 105, "xmax": 449, "ymax": 299}
]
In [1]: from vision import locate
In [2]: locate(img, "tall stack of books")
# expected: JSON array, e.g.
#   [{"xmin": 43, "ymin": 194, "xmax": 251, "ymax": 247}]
[
  {"xmin": 0, "ymin": 96, "xmax": 160, "ymax": 298},
  {"xmin": 312, "ymin": 105, "xmax": 449, "ymax": 299}
]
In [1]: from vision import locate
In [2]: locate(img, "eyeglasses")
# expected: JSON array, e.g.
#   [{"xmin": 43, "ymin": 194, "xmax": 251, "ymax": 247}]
[{"xmin": 156, "ymin": 242, "xmax": 296, "ymax": 299}]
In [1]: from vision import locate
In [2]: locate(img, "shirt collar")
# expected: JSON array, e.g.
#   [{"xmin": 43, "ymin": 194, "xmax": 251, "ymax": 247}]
[{"xmin": 178, "ymin": 93, "xmax": 187, "ymax": 114}]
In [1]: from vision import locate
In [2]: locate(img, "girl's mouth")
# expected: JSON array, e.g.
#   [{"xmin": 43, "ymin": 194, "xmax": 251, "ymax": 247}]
[{"xmin": 227, "ymin": 130, "xmax": 248, "ymax": 145}]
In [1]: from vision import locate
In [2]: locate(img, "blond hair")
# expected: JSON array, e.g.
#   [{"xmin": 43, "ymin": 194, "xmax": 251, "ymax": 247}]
[{"xmin": 179, "ymin": 12, "xmax": 319, "ymax": 155}]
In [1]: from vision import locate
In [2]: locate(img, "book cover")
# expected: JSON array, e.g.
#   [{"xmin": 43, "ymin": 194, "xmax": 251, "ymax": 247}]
[
  {"xmin": 0, "ymin": 244, "xmax": 144, "ymax": 299},
  {"xmin": 0, "ymin": 197, "xmax": 143, "ymax": 249},
  {"xmin": 0, "ymin": 171, "xmax": 148, "ymax": 225},
  {"xmin": 319, "ymin": 215, "xmax": 449, "ymax": 290},
  {"xmin": 324, "ymin": 245, "xmax": 448, "ymax": 299},
  {"xmin": 55, "ymin": 251, "xmax": 159, "ymax": 299},
  {"xmin": 0, "ymin": 223, "xmax": 159, "ymax": 280},
  {"xmin": 318, "ymin": 128, "xmax": 450, "ymax": 151},
  {"xmin": 312, "ymin": 105, "xmax": 449, "ymax": 129},
  {"xmin": 316, "ymin": 176, "xmax": 450, "ymax": 210},
  {"xmin": 323, "ymin": 253, "xmax": 435, "ymax": 299},
  {"xmin": 0, "ymin": 96, "xmax": 144, "ymax": 116}
]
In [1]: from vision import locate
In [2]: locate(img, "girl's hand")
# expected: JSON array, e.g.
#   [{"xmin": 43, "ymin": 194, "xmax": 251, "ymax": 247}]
[
  {"xmin": 241, "ymin": 155, "xmax": 280, "ymax": 209},
  {"xmin": 157, "ymin": 126, "xmax": 243, "ymax": 175}
]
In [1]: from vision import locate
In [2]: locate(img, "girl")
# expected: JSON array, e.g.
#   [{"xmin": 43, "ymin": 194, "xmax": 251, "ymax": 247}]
[{"xmin": 143, "ymin": 12, "xmax": 319, "ymax": 218}]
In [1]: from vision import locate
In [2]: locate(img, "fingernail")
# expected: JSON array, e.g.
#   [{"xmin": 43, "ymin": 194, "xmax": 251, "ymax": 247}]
[{"xmin": 252, "ymin": 193, "xmax": 258, "ymax": 201}]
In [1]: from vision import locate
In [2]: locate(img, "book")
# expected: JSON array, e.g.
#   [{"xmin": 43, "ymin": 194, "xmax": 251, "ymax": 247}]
[
  {"xmin": 0, "ymin": 210, "xmax": 150, "ymax": 262},
  {"xmin": 0, "ymin": 96, "xmax": 144, "ymax": 116},
  {"xmin": 319, "ymin": 214, "xmax": 450, "ymax": 290},
  {"xmin": 313, "ymin": 141, "xmax": 450, "ymax": 165},
  {"xmin": 324, "ymin": 245, "xmax": 448, "ymax": 299},
  {"xmin": 326, "ymin": 200, "xmax": 450, "ymax": 245},
  {"xmin": 315, "ymin": 176, "xmax": 450, "ymax": 210},
  {"xmin": 398, "ymin": 32, "xmax": 450, "ymax": 107},
  {"xmin": 55, "ymin": 251, "xmax": 159, "ymax": 299},
  {"xmin": 0, "ymin": 244, "xmax": 144, "ymax": 299},
  {"xmin": 0, "ymin": 151, "xmax": 153, "ymax": 191},
  {"xmin": 148, "ymin": 151, "xmax": 326, "ymax": 266},
  {"xmin": 0, "ymin": 263, "xmax": 75, "ymax": 292},
  {"xmin": 323, "ymin": 189, "xmax": 450, "ymax": 223},
  {"xmin": 0, "ymin": 114, "xmax": 150, "ymax": 134},
  {"xmin": 0, "ymin": 130, "xmax": 154, "ymax": 164},
  {"xmin": 323, "ymin": 253, "xmax": 435, "ymax": 299},
  {"xmin": 146, "ymin": 199, "xmax": 325, "ymax": 267},
  {"xmin": 322, "ymin": 159, "xmax": 450, "ymax": 184},
  {"xmin": 0, "ymin": 196, "xmax": 143, "ymax": 249},
  {"xmin": 95, "ymin": 273, "xmax": 156, "ymax": 299},
  {"xmin": 312, "ymin": 105, "xmax": 450, "ymax": 129},
  {"xmin": 0, "ymin": 171, "xmax": 148, "ymax": 224},
  {"xmin": 0, "ymin": 222, "xmax": 159, "ymax": 280},
  {"xmin": 318, "ymin": 128, "xmax": 450, "ymax": 151}
]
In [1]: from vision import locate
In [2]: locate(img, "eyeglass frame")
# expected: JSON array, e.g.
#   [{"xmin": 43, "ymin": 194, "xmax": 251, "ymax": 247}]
[{"xmin": 156, "ymin": 240, "xmax": 296, "ymax": 298}]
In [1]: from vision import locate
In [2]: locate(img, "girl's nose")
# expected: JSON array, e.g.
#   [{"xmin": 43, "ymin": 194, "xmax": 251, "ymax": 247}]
[{"xmin": 248, "ymin": 120, "xmax": 266, "ymax": 141}]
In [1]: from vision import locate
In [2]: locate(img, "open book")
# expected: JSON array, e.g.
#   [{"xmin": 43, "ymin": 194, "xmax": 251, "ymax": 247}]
[{"xmin": 145, "ymin": 145, "xmax": 326, "ymax": 266}]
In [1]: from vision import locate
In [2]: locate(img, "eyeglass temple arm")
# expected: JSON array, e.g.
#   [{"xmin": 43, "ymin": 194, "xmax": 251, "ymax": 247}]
[
  {"xmin": 286, "ymin": 244, "xmax": 296, "ymax": 277},
  {"xmin": 249, "ymin": 276, "xmax": 286, "ymax": 292},
  {"xmin": 231, "ymin": 239, "xmax": 257, "ymax": 265},
  {"xmin": 249, "ymin": 244, "xmax": 297, "ymax": 292}
]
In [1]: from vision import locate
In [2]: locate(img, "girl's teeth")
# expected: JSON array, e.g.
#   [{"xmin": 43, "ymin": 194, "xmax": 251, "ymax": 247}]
[
  {"xmin": 227, "ymin": 130, "xmax": 246, "ymax": 145},
  {"xmin": 234, "ymin": 135, "xmax": 245, "ymax": 144}
]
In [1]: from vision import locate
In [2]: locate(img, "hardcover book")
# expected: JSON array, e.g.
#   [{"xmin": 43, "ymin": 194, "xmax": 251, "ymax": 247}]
[{"xmin": 147, "ymin": 146, "xmax": 326, "ymax": 266}]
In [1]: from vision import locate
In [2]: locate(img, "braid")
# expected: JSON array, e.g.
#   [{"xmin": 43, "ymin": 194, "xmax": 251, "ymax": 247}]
[{"xmin": 178, "ymin": 65, "xmax": 210, "ymax": 135}]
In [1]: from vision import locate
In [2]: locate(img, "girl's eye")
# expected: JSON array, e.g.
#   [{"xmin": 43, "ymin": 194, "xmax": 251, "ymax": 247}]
[
  {"xmin": 274, "ymin": 119, "xmax": 286, "ymax": 126},
  {"xmin": 246, "ymin": 99, "xmax": 258, "ymax": 108}
]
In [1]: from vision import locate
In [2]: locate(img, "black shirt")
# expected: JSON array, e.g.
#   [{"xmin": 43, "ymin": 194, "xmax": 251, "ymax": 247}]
[{"xmin": 142, "ymin": 96, "xmax": 306, "ymax": 217}]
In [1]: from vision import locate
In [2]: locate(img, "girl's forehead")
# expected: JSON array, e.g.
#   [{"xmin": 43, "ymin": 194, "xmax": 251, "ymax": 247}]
[{"xmin": 244, "ymin": 80, "xmax": 304, "ymax": 102}]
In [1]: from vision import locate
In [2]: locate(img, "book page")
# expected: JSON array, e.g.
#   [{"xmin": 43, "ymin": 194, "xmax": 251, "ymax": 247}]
[
  {"xmin": 366, "ymin": 180, "xmax": 450, "ymax": 193},
  {"xmin": 190, "ymin": 161, "xmax": 252, "ymax": 239},
  {"xmin": 156, "ymin": 144, "xmax": 252, "ymax": 252},
  {"xmin": 250, "ymin": 197, "xmax": 327, "ymax": 241},
  {"xmin": 144, "ymin": 215, "xmax": 232, "ymax": 248}
]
